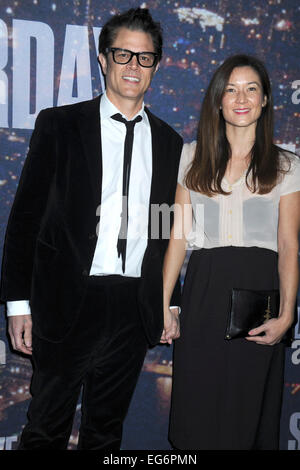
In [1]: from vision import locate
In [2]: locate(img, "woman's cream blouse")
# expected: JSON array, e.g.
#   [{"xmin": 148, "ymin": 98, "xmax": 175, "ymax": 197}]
[{"xmin": 178, "ymin": 141, "xmax": 300, "ymax": 252}]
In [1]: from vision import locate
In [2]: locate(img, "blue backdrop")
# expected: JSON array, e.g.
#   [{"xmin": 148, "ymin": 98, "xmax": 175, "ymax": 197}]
[{"xmin": 0, "ymin": 0, "xmax": 299, "ymax": 451}]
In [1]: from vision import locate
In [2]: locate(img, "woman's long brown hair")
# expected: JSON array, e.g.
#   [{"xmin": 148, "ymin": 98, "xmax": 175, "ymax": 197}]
[{"xmin": 185, "ymin": 54, "xmax": 289, "ymax": 196}]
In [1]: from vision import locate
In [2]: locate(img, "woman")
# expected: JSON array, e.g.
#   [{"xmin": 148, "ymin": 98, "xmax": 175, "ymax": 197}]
[{"xmin": 162, "ymin": 54, "xmax": 300, "ymax": 450}]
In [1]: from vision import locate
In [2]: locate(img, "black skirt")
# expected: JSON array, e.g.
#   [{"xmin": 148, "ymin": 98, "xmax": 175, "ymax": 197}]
[{"xmin": 169, "ymin": 246, "xmax": 285, "ymax": 450}]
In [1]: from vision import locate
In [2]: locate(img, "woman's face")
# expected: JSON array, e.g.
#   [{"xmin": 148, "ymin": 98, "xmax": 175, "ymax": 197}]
[{"xmin": 221, "ymin": 66, "xmax": 267, "ymax": 131}]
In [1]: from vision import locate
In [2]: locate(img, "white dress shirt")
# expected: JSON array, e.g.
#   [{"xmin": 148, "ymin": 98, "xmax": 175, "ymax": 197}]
[
  {"xmin": 7, "ymin": 92, "xmax": 153, "ymax": 316},
  {"xmin": 90, "ymin": 92, "xmax": 152, "ymax": 276}
]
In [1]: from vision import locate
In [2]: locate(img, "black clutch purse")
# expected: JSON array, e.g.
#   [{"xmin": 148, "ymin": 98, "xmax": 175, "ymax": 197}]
[{"xmin": 225, "ymin": 288, "xmax": 280, "ymax": 340}]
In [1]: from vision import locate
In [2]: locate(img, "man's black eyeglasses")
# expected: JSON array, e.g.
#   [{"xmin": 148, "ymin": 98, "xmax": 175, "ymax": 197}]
[{"xmin": 106, "ymin": 48, "xmax": 158, "ymax": 68}]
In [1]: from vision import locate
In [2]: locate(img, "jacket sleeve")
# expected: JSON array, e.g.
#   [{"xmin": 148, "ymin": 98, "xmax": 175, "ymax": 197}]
[{"xmin": 0, "ymin": 108, "xmax": 55, "ymax": 301}]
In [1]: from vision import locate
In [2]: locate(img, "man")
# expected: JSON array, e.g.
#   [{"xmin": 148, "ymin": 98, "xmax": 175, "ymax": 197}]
[{"xmin": 0, "ymin": 8, "xmax": 182, "ymax": 450}]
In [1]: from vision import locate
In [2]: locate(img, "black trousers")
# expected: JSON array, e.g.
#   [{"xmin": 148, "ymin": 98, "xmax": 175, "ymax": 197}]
[{"xmin": 18, "ymin": 275, "xmax": 149, "ymax": 450}]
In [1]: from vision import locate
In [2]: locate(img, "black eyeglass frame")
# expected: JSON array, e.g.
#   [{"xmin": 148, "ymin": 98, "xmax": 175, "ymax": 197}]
[{"xmin": 106, "ymin": 47, "xmax": 159, "ymax": 68}]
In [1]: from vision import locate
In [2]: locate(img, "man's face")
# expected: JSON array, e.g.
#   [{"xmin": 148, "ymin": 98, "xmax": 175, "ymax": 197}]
[{"xmin": 98, "ymin": 27, "xmax": 159, "ymax": 110}]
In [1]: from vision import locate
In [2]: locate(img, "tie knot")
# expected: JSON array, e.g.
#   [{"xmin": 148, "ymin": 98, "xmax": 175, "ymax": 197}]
[{"xmin": 111, "ymin": 113, "xmax": 142, "ymax": 130}]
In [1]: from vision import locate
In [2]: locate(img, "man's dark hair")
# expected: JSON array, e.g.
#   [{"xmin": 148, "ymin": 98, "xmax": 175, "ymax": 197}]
[{"xmin": 98, "ymin": 8, "xmax": 163, "ymax": 61}]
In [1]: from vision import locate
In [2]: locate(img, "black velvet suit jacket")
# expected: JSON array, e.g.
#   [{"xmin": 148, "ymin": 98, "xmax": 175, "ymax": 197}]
[{"xmin": 0, "ymin": 96, "xmax": 183, "ymax": 346}]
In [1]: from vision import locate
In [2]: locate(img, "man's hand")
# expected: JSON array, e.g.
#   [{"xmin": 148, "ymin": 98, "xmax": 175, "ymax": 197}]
[
  {"xmin": 160, "ymin": 307, "xmax": 180, "ymax": 345},
  {"xmin": 8, "ymin": 315, "xmax": 33, "ymax": 355}
]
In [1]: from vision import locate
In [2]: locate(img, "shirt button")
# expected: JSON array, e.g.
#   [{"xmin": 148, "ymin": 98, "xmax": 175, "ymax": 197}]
[
  {"xmin": 229, "ymin": 210, "xmax": 232, "ymax": 214},
  {"xmin": 82, "ymin": 269, "xmax": 88, "ymax": 276},
  {"xmin": 228, "ymin": 234, "xmax": 232, "ymax": 239}
]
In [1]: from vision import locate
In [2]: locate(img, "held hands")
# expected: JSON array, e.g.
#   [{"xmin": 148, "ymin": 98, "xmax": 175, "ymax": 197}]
[
  {"xmin": 160, "ymin": 307, "xmax": 180, "ymax": 345},
  {"xmin": 8, "ymin": 315, "xmax": 33, "ymax": 355},
  {"xmin": 246, "ymin": 316, "xmax": 291, "ymax": 346}
]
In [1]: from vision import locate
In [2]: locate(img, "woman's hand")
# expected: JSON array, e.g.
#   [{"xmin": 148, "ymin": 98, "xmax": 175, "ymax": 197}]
[
  {"xmin": 160, "ymin": 307, "xmax": 180, "ymax": 345},
  {"xmin": 247, "ymin": 191, "xmax": 299, "ymax": 346},
  {"xmin": 161, "ymin": 183, "xmax": 191, "ymax": 346},
  {"xmin": 246, "ymin": 316, "xmax": 292, "ymax": 346}
]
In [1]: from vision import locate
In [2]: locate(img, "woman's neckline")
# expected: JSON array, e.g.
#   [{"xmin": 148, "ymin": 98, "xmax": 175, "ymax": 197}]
[{"xmin": 223, "ymin": 168, "xmax": 248, "ymax": 188}]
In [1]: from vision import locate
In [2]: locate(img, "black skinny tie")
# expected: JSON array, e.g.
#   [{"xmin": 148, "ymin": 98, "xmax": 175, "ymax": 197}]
[{"xmin": 111, "ymin": 113, "xmax": 142, "ymax": 273}]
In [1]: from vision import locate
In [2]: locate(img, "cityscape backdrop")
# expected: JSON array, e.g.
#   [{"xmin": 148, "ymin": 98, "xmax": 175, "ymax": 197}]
[{"xmin": 0, "ymin": 0, "xmax": 299, "ymax": 450}]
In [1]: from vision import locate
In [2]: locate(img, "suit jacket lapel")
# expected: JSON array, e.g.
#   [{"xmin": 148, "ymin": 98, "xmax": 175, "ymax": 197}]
[
  {"xmin": 145, "ymin": 107, "xmax": 173, "ymax": 242},
  {"xmin": 77, "ymin": 95, "xmax": 102, "ymax": 206},
  {"xmin": 145, "ymin": 107, "xmax": 170, "ymax": 205}
]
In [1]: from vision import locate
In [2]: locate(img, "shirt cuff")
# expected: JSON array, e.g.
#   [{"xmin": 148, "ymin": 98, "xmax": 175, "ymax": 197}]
[
  {"xmin": 6, "ymin": 300, "xmax": 31, "ymax": 316},
  {"xmin": 169, "ymin": 306, "xmax": 181, "ymax": 314}
]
